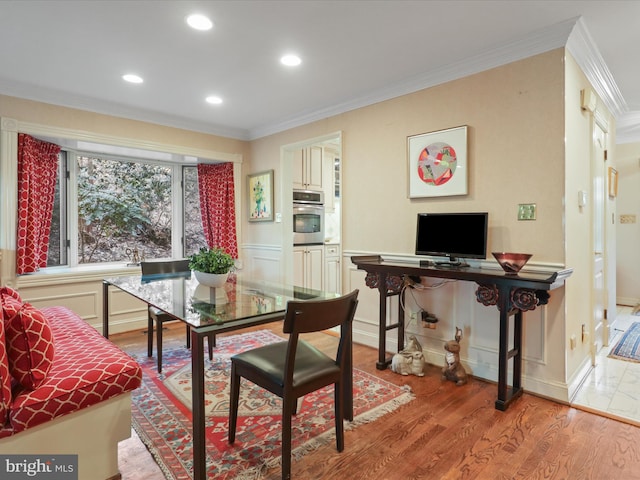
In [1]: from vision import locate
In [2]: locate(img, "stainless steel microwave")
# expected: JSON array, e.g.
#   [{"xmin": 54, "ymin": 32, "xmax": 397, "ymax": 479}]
[
  {"xmin": 293, "ymin": 190, "xmax": 324, "ymax": 245},
  {"xmin": 293, "ymin": 189, "xmax": 323, "ymax": 204}
]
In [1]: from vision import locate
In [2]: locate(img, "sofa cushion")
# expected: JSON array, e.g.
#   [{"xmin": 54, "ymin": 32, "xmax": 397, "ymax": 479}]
[
  {"xmin": 1, "ymin": 294, "xmax": 55, "ymax": 390},
  {"xmin": 0, "ymin": 304, "xmax": 11, "ymax": 426},
  {"xmin": 3, "ymin": 306, "xmax": 142, "ymax": 436},
  {"xmin": 1, "ymin": 286, "xmax": 22, "ymax": 303}
]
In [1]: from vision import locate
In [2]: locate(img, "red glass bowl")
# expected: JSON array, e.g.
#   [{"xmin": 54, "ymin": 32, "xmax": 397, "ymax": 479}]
[{"xmin": 492, "ymin": 252, "xmax": 532, "ymax": 274}]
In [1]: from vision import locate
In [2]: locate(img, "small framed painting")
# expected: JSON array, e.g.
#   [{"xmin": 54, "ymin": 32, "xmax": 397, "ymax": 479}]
[
  {"xmin": 407, "ymin": 125, "xmax": 468, "ymax": 198},
  {"xmin": 248, "ymin": 170, "xmax": 274, "ymax": 222}
]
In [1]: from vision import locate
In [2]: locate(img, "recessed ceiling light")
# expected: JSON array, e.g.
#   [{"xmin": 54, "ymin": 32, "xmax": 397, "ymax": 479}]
[
  {"xmin": 205, "ymin": 95, "xmax": 223, "ymax": 105},
  {"xmin": 122, "ymin": 74, "xmax": 143, "ymax": 84},
  {"xmin": 280, "ymin": 54, "xmax": 302, "ymax": 67},
  {"xmin": 187, "ymin": 13, "xmax": 213, "ymax": 31}
]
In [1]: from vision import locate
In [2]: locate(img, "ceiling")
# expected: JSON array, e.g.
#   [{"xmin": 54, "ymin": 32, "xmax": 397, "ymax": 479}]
[{"xmin": 1, "ymin": 1, "xmax": 639, "ymax": 142}]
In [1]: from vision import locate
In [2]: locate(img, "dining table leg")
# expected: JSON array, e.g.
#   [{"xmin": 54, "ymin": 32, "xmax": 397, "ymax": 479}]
[{"xmin": 191, "ymin": 329, "xmax": 206, "ymax": 480}]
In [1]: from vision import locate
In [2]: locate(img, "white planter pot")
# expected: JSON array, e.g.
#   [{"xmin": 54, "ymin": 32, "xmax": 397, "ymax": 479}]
[{"xmin": 194, "ymin": 270, "xmax": 229, "ymax": 288}]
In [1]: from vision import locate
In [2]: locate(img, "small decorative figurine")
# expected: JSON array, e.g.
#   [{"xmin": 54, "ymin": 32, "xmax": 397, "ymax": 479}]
[
  {"xmin": 442, "ymin": 327, "xmax": 468, "ymax": 386},
  {"xmin": 391, "ymin": 335, "xmax": 426, "ymax": 377}
]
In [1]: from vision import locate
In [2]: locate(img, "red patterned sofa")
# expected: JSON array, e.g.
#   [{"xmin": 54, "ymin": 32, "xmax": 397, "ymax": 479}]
[{"xmin": 0, "ymin": 287, "xmax": 142, "ymax": 480}]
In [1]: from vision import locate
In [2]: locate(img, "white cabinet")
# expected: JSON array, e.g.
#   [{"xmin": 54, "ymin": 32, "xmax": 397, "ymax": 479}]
[
  {"xmin": 293, "ymin": 146, "xmax": 323, "ymax": 191},
  {"xmin": 293, "ymin": 245, "xmax": 324, "ymax": 290},
  {"xmin": 324, "ymin": 244, "xmax": 341, "ymax": 295}
]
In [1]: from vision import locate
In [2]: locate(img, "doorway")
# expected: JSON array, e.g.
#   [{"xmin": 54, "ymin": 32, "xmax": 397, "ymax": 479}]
[
  {"xmin": 590, "ymin": 121, "xmax": 607, "ymax": 365},
  {"xmin": 280, "ymin": 132, "xmax": 342, "ymax": 287}
]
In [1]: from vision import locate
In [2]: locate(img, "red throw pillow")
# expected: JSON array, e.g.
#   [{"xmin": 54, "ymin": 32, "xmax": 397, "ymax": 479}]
[
  {"xmin": 0, "ymin": 304, "xmax": 11, "ymax": 424},
  {"xmin": 1, "ymin": 286, "xmax": 22, "ymax": 303},
  {"xmin": 2, "ymin": 294, "xmax": 55, "ymax": 390}
]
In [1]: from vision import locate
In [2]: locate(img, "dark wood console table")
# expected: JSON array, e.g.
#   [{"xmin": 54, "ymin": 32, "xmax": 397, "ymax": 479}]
[{"xmin": 351, "ymin": 255, "xmax": 573, "ymax": 411}]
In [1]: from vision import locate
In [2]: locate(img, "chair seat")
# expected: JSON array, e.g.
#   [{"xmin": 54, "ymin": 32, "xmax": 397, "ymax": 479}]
[
  {"xmin": 150, "ymin": 307, "xmax": 174, "ymax": 321},
  {"xmin": 232, "ymin": 341, "xmax": 340, "ymax": 388}
]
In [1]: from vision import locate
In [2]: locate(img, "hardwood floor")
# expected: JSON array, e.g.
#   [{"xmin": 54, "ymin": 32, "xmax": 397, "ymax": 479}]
[{"xmin": 114, "ymin": 323, "xmax": 640, "ymax": 480}]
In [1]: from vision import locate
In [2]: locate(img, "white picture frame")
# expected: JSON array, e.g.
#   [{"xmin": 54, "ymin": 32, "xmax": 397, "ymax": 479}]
[{"xmin": 407, "ymin": 125, "xmax": 468, "ymax": 198}]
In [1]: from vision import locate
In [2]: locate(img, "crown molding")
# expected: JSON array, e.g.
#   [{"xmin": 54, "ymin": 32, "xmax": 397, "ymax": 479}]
[{"xmin": 566, "ymin": 17, "xmax": 627, "ymax": 120}]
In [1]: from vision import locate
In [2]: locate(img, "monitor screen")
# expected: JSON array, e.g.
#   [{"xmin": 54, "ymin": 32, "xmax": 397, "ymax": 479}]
[{"xmin": 415, "ymin": 212, "xmax": 488, "ymax": 263}]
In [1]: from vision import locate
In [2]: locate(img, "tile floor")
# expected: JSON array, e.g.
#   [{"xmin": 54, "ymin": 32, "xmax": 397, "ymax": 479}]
[{"xmin": 571, "ymin": 305, "xmax": 640, "ymax": 425}]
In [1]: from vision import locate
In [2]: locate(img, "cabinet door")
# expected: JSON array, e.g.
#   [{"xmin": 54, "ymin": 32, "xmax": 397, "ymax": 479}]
[
  {"xmin": 292, "ymin": 149, "xmax": 306, "ymax": 190},
  {"xmin": 307, "ymin": 246, "xmax": 324, "ymax": 290},
  {"xmin": 293, "ymin": 247, "xmax": 306, "ymax": 287},
  {"xmin": 325, "ymin": 255, "xmax": 341, "ymax": 295},
  {"xmin": 306, "ymin": 146, "xmax": 323, "ymax": 191}
]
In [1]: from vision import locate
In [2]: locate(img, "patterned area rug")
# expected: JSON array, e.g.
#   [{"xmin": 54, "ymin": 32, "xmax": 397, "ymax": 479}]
[
  {"xmin": 131, "ymin": 330, "xmax": 414, "ymax": 479},
  {"xmin": 609, "ymin": 322, "xmax": 640, "ymax": 362}
]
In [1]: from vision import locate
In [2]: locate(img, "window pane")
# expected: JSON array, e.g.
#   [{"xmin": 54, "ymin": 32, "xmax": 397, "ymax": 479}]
[
  {"xmin": 77, "ymin": 156, "xmax": 172, "ymax": 263},
  {"xmin": 183, "ymin": 166, "xmax": 207, "ymax": 256},
  {"xmin": 47, "ymin": 152, "xmax": 68, "ymax": 266}
]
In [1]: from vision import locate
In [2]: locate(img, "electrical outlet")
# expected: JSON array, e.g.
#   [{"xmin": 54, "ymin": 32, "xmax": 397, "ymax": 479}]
[
  {"xmin": 518, "ymin": 203, "xmax": 536, "ymax": 220},
  {"xmin": 421, "ymin": 311, "xmax": 438, "ymax": 327}
]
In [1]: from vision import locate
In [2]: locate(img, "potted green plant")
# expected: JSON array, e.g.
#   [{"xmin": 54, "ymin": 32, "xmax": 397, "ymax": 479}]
[{"xmin": 188, "ymin": 247, "xmax": 235, "ymax": 287}]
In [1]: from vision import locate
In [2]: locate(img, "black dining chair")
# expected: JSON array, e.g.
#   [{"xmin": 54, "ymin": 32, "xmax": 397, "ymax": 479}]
[
  {"xmin": 141, "ymin": 260, "xmax": 215, "ymax": 373},
  {"xmin": 228, "ymin": 289, "xmax": 359, "ymax": 480}
]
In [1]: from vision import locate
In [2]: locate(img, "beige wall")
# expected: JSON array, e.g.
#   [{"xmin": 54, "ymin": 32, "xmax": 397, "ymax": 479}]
[
  {"xmin": 248, "ymin": 49, "xmax": 566, "ymax": 261},
  {"xmin": 246, "ymin": 48, "xmax": 614, "ymax": 399},
  {"xmin": 614, "ymin": 142, "xmax": 640, "ymax": 305}
]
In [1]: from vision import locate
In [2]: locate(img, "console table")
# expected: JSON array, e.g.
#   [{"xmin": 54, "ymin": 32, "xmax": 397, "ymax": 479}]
[{"xmin": 351, "ymin": 255, "xmax": 573, "ymax": 411}]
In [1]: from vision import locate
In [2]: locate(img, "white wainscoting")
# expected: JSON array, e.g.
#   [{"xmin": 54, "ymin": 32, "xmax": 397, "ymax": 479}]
[
  {"xmin": 16, "ymin": 268, "xmax": 148, "ymax": 335},
  {"xmin": 239, "ymin": 244, "xmax": 284, "ymax": 284}
]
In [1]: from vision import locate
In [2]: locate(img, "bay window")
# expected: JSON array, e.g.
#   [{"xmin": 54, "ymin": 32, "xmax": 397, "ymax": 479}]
[{"xmin": 47, "ymin": 150, "xmax": 207, "ymax": 268}]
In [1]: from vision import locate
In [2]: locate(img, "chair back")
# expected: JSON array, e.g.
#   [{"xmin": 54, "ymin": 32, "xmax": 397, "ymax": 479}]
[
  {"xmin": 282, "ymin": 289, "xmax": 359, "ymax": 376},
  {"xmin": 141, "ymin": 259, "xmax": 191, "ymax": 280}
]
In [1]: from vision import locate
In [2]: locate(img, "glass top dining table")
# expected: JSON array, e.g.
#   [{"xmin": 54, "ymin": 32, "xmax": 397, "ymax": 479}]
[
  {"xmin": 102, "ymin": 272, "xmax": 340, "ymax": 480},
  {"xmin": 103, "ymin": 272, "xmax": 338, "ymax": 333}
]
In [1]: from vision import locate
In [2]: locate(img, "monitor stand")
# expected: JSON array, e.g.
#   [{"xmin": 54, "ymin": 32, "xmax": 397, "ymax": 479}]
[{"xmin": 420, "ymin": 258, "xmax": 470, "ymax": 268}]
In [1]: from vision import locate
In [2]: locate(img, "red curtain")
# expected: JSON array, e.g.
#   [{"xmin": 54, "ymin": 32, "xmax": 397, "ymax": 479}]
[
  {"xmin": 197, "ymin": 162, "xmax": 238, "ymax": 258},
  {"xmin": 16, "ymin": 134, "xmax": 61, "ymax": 274}
]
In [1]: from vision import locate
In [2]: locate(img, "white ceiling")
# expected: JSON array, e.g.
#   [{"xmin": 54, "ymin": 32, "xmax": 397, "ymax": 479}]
[{"xmin": 1, "ymin": 1, "xmax": 639, "ymax": 142}]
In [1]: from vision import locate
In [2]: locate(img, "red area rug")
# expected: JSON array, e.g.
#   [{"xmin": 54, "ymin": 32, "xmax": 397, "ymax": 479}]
[{"xmin": 131, "ymin": 330, "xmax": 414, "ymax": 479}]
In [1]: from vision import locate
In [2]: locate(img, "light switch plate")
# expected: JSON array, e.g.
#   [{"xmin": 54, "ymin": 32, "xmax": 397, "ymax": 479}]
[
  {"xmin": 578, "ymin": 190, "xmax": 587, "ymax": 207},
  {"xmin": 518, "ymin": 203, "xmax": 536, "ymax": 220}
]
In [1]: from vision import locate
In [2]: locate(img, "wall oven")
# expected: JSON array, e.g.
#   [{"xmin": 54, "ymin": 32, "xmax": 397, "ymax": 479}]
[{"xmin": 293, "ymin": 189, "xmax": 324, "ymax": 245}]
